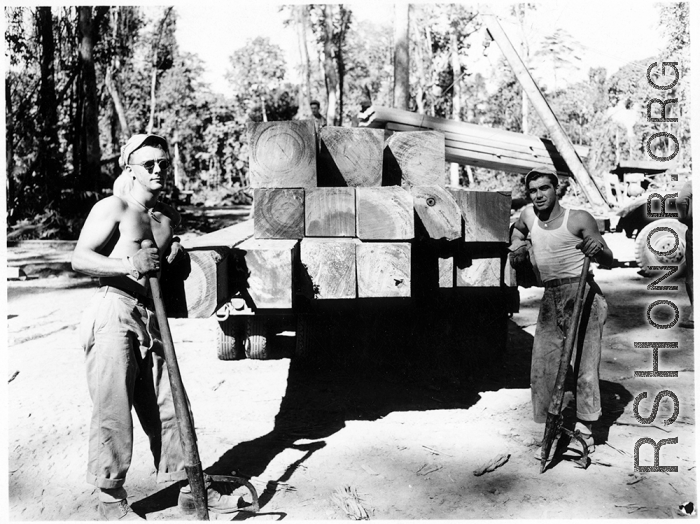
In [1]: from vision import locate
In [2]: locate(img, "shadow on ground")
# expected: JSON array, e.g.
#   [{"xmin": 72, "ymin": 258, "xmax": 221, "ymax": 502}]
[{"xmin": 135, "ymin": 307, "xmax": 632, "ymax": 516}]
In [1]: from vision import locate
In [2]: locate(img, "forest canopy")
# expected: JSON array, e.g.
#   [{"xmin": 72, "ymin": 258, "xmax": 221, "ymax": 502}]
[{"xmin": 4, "ymin": 4, "xmax": 691, "ymax": 239}]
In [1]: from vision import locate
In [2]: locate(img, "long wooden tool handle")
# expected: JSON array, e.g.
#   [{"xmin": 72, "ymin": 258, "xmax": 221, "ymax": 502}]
[
  {"xmin": 547, "ymin": 256, "xmax": 591, "ymax": 416},
  {"xmin": 142, "ymin": 240, "xmax": 209, "ymax": 520}
]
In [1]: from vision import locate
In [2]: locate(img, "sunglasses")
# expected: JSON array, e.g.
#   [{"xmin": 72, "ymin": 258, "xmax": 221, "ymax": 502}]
[{"xmin": 130, "ymin": 159, "xmax": 171, "ymax": 173}]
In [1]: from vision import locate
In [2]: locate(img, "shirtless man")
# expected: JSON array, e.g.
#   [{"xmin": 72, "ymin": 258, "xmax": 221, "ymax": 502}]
[
  {"xmin": 509, "ymin": 168, "xmax": 613, "ymax": 456},
  {"xmin": 72, "ymin": 134, "xmax": 237, "ymax": 520}
]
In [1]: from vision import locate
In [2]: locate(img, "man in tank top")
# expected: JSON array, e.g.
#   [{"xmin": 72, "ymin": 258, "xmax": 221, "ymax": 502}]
[{"xmin": 509, "ymin": 168, "xmax": 613, "ymax": 457}]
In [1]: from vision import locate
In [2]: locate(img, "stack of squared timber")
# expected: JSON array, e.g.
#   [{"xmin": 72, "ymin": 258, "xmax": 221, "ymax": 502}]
[
  {"xmin": 360, "ymin": 106, "xmax": 589, "ymax": 178},
  {"xmin": 180, "ymin": 119, "xmax": 516, "ymax": 318}
]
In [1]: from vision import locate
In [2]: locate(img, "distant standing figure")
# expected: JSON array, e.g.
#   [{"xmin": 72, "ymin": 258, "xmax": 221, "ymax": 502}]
[
  {"xmin": 351, "ymin": 96, "xmax": 372, "ymax": 127},
  {"xmin": 677, "ymin": 179, "xmax": 693, "ymax": 328},
  {"xmin": 310, "ymin": 100, "xmax": 327, "ymax": 131}
]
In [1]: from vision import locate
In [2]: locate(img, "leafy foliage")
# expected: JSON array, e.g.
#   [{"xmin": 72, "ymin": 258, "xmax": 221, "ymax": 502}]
[{"xmin": 4, "ymin": 5, "xmax": 693, "ymax": 239}]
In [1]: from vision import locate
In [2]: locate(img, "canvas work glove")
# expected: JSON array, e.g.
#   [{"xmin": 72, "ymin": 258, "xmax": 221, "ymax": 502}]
[
  {"xmin": 576, "ymin": 236, "xmax": 604, "ymax": 257},
  {"xmin": 508, "ymin": 239, "xmax": 531, "ymax": 268}
]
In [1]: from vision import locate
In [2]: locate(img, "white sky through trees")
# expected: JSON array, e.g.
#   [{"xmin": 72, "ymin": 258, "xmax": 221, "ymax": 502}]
[{"xmin": 175, "ymin": 1, "xmax": 667, "ymax": 96}]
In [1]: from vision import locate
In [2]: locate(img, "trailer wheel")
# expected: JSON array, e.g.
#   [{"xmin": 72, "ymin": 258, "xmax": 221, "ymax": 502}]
[
  {"xmin": 217, "ymin": 316, "xmax": 245, "ymax": 361},
  {"xmin": 245, "ymin": 317, "xmax": 269, "ymax": 360},
  {"xmin": 635, "ymin": 219, "xmax": 687, "ymax": 277}
]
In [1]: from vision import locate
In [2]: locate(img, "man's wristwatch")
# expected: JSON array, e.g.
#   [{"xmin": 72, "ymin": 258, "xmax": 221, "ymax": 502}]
[{"xmin": 123, "ymin": 255, "xmax": 142, "ymax": 280}]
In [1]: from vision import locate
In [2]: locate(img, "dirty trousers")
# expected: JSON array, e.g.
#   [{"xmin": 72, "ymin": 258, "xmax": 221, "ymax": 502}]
[
  {"xmin": 79, "ymin": 288, "xmax": 189, "ymax": 489},
  {"xmin": 531, "ymin": 280, "xmax": 608, "ymax": 424}
]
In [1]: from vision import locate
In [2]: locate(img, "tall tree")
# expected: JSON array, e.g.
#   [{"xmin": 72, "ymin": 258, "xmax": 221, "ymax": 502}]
[
  {"xmin": 343, "ymin": 17, "xmax": 393, "ymax": 121},
  {"xmin": 36, "ymin": 7, "xmax": 61, "ymax": 209},
  {"xmin": 102, "ymin": 7, "xmax": 143, "ymax": 144},
  {"xmin": 532, "ymin": 28, "xmax": 582, "ymax": 92},
  {"xmin": 146, "ymin": 7, "xmax": 175, "ymax": 133},
  {"xmin": 225, "ymin": 36, "xmax": 286, "ymax": 121},
  {"xmin": 294, "ymin": 5, "xmax": 313, "ymax": 119},
  {"xmin": 75, "ymin": 6, "xmax": 104, "ymax": 192},
  {"xmin": 393, "ymin": 3, "xmax": 409, "ymax": 110},
  {"xmin": 511, "ymin": 3, "xmax": 537, "ymax": 134}
]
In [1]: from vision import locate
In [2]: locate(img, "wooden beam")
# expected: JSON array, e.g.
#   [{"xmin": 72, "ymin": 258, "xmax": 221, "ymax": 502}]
[
  {"xmin": 361, "ymin": 107, "xmax": 590, "ymax": 177},
  {"xmin": 183, "ymin": 248, "xmax": 229, "ymax": 318},
  {"xmin": 382, "ymin": 120, "xmax": 589, "ymax": 161},
  {"xmin": 385, "ymin": 130, "xmax": 445, "ymax": 186},
  {"xmin": 305, "ymin": 187, "xmax": 356, "ymax": 237},
  {"xmin": 253, "ymin": 188, "xmax": 305, "ymax": 239},
  {"xmin": 362, "ymin": 106, "xmax": 589, "ymax": 157},
  {"xmin": 456, "ymin": 256, "xmax": 503, "ymax": 287},
  {"xmin": 356, "ymin": 242, "xmax": 411, "ymax": 297},
  {"xmin": 482, "ymin": 14, "xmax": 609, "ymax": 212},
  {"xmin": 449, "ymin": 189, "xmax": 511, "ymax": 242},
  {"xmin": 183, "ymin": 219, "xmax": 254, "ymax": 249},
  {"xmin": 247, "ymin": 120, "xmax": 317, "ymax": 188},
  {"xmin": 356, "ymin": 186, "xmax": 414, "ymax": 240},
  {"xmin": 438, "ymin": 255, "xmax": 454, "ymax": 288},
  {"xmin": 387, "ymin": 124, "xmax": 569, "ymax": 176},
  {"xmin": 300, "ymin": 238, "xmax": 357, "ymax": 299},
  {"xmin": 234, "ymin": 238, "xmax": 297, "ymax": 309},
  {"xmin": 318, "ymin": 127, "xmax": 384, "ymax": 186},
  {"xmin": 410, "ymin": 185, "xmax": 462, "ymax": 241}
]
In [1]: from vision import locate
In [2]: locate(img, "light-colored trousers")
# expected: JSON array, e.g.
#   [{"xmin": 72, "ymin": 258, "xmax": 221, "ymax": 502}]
[{"xmin": 80, "ymin": 287, "xmax": 189, "ymax": 489}]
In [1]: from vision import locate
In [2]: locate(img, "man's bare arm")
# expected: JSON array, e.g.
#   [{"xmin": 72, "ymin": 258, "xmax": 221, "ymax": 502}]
[
  {"xmin": 71, "ymin": 197, "xmax": 131, "ymax": 277},
  {"xmin": 510, "ymin": 207, "xmax": 531, "ymax": 242},
  {"xmin": 509, "ymin": 207, "xmax": 532, "ymax": 267},
  {"xmin": 572, "ymin": 210, "xmax": 614, "ymax": 267}
]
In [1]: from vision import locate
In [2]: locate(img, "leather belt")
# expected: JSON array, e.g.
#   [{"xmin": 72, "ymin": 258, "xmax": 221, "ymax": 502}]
[
  {"xmin": 101, "ymin": 285, "xmax": 153, "ymax": 308},
  {"xmin": 543, "ymin": 275, "xmax": 593, "ymax": 288}
]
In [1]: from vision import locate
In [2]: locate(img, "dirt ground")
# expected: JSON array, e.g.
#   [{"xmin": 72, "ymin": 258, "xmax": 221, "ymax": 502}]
[{"xmin": 5, "ymin": 231, "xmax": 696, "ymax": 520}]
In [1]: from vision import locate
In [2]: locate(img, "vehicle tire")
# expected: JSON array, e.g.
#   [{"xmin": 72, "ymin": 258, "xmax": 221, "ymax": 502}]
[
  {"xmin": 635, "ymin": 218, "xmax": 687, "ymax": 277},
  {"xmin": 217, "ymin": 316, "xmax": 246, "ymax": 360},
  {"xmin": 245, "ymin": 317, "xmax": 269, "ymax": 360}
]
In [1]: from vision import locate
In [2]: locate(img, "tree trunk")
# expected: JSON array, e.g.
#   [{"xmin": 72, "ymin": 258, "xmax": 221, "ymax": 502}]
[
  {"xmin": 147, "ymin": 68, "xmax": 157, "ymax": 133},
  {"xmin": 147, "ymin": 7, "xmax": 174, "ymax": 134},
  {"xmin": 516, "ymin": 5, "xmax": 531, "ymax": 135},
  {"xmin": 322, "ymin": 5, "xmax": 338, "ymax": 125},
  {"xmin": 450, "ymin": 26, "xmax": 461, "ymax": 187},
  {"xmin": 393, "ymin": 3, "xmax": 410, "ymax": 110},
  {"xmin": 105, "ymin": 65, "xmax": 131, "ymax": 138},
  {"xmin": 6, "ymin": 77, "xmax": 16, "ymax": 222},
  {"xmin": 37, "ymin": 6, "xmax": 61, "ymax": 207},
  {"xmin": 173, "ymin": 142, "xmax": 182, "ymax": 189},
  {"xmin": 410, "ymin": 13, "xmax": 427, "ymax": 114},
  {"xmin": 295, "ymin": 5, "xmax": 312, "ymax": 119},
  {"xmin": 260, "ymin": 95, "xmax": 268, "ymax": 122},
  {"xmin": 335, "ymin": 7, "xmax": 351, "ymax": 126},
  {"xmin": 77, "ymin": 6, "xmax": 103, "ymax": 192}
]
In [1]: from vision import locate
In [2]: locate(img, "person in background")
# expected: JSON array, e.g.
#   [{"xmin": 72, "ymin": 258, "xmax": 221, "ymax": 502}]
[
  {"xmin": 677, "ymin": 179, "xmax": 693, "ymax": 328},
  {"xmin": 310, "ymin": 100, "xmax": 327, "ymax": 131},
  {"xmin": 351, "ymin": 96, "xmax": 372, "ymax": 127}
]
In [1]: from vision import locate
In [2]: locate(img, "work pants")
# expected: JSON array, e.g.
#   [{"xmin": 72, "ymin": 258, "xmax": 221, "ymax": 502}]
[
  {"xmin": 531, "ymin": 280, "xmax": 608, "ymax": 423},
  {"xmin": 79, "ymin": 287, "xmax": 189, "ymax": 489}
]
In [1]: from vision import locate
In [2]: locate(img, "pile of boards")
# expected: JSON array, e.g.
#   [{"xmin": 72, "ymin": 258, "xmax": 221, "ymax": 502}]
[
  {"xmin": 360, "ymin": 105, "xmax": 589, "ymax": 177},
  {"xmin": 180, "ymin": 120, "xmax": 515, "ymax": 319}
]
